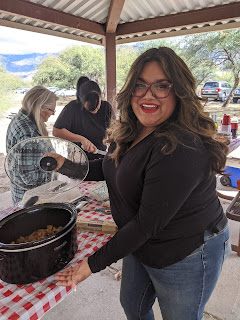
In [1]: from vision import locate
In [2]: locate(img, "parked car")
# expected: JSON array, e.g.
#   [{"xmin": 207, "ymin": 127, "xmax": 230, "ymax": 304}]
[
  {"xmin": 233, "ymin": 88, "xmax": 240, "ymax": 103},
  {"xmin": 201, "ymin": 81, "xmax": 232, "ymax": 102},
  {"xmin": 55, "ymin": 89, "xmax": 66, "ymax": 96},
  {"xmin": 47, "ymin": 87, "xmax": 59, "ymax": 93},
  {"xmin": 15, "ymin": 89, "xmax": 23, "ymax": 94},
  {"xmin": 55, "ymin": 88, "xmax": 76, "ymax": 97},
  {"xmin": 21, "ymin": 88, "xmax": 30, "ymax": 94}
]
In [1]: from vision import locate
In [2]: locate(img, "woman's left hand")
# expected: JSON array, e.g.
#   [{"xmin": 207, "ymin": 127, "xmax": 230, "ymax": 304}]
[{"xmin": 54, "ymin": 258, "xmax": 92, "ymax": 289}]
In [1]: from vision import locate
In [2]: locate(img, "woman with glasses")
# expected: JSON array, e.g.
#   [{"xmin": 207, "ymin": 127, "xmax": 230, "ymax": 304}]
[
  {"xmin": 50, "ymin": 47, "xmax": 230, "ymax": 320},
  {"xmin": 6, "ymin": 85, "xmax": 58, "ymax": 203},
  {"xmin": 53, "ymin": 78, "xmax": 113, "ymax": 160}
]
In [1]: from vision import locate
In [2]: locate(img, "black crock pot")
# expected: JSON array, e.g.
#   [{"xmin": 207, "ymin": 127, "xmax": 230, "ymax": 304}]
[{"xmin": 0, "ymin": 202, "xmax": 78, "ymax": 284}]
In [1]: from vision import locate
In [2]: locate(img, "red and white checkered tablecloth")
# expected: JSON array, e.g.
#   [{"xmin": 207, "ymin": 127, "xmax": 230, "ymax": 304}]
[
  {"xmin": 229, "ymin": 137, "xmax": 240, "ymax": 154},
  {"xmin": 0, "ymin": 182, "xmax": 113, "ymax": 320}
]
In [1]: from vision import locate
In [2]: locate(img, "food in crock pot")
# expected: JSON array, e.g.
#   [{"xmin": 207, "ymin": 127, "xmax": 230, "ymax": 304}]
[{"xmin": 10, "ymin": 225, "xmax": 63, "ymax": 244}]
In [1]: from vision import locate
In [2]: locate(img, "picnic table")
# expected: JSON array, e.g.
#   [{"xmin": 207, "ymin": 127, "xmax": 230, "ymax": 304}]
[{"xmin": 0, "ymin": 181, "xmax": 113, "ymax": 320}]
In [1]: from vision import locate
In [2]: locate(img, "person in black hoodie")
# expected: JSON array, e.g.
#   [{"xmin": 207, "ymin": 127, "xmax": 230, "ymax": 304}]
[{"xmin": 53, "ymin": 77, "xmax": 113, "ymax": 160}]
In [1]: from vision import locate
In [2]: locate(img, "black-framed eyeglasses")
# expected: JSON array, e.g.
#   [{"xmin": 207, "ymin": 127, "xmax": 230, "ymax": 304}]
[
  {"xmin": 132, "ymin": 81, "xmax": 173, "ymax": 99},
  {"xmin": 45, "ymin": 108, "xmax": 55, "ymax": 115}
]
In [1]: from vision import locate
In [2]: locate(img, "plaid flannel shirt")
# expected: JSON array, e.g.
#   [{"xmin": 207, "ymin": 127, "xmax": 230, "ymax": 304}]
[{"xmin": 6, "ymin": 110, "xmax": 52, "ymax": 204}]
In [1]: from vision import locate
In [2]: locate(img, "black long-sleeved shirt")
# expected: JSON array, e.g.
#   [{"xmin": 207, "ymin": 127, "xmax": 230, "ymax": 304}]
[
  {"xmin": 53, "ymin": 100, "xmax": 112, "ymax": 160},
  {"xmin": 60, "ymin": 131, "xmax": 226, "ymax": 273}
]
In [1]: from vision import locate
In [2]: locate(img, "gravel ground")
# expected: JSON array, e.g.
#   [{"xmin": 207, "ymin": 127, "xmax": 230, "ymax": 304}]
[
  {"xmin": 0, "ymin": 152, "xmax": 10, "ymax": 193},
  {"xmin": 0, "ymin": 110, "xmax": 14, "ymax": 194}
]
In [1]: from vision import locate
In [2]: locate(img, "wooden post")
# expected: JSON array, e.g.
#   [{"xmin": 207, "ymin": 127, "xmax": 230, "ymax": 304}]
[{"xmin": 105, "ymin": 32, "xmax": 117, "ymax": 111}]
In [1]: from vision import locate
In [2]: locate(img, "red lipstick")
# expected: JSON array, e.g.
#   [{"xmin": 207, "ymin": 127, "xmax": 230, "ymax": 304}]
[{"xmin": 140, "ymin": 103, "xmax": 159, "ymax": 114}]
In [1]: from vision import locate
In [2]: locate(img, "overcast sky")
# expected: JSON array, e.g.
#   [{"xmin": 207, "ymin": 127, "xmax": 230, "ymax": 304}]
[{"xmin": 0, "ymin": 25, "xmax": 89, "ymax": 55}]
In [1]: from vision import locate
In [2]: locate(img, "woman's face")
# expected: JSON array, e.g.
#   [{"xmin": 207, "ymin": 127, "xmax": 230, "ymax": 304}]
[
  {"xmin": 131, "ymin": 61, "xmax": 177, "ymax": 134},
  {"xmin": 40, "ymin": 104, "xmax": 56, "ymax": 122}
]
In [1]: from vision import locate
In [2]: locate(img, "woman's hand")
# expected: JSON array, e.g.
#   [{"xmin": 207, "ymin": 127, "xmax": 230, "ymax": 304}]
[
  {"xmin": 43, "ymin": 152, "xmax": 65, "ymax": 171},
  {"xmin": 54, "ymin": 258, "xmax": 92, "ymax": 289},
  {"xmin": 80, "ymin": 137, "xmax": 97, "ymax": 154}
]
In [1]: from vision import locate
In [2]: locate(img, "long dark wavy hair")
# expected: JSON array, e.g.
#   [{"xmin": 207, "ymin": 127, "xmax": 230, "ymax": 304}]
[{"xmin": 106, "ymin": 47, "xmax": 228, "ymax": 173}]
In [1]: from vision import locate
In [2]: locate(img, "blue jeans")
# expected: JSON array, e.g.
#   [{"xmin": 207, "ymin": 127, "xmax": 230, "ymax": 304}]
[{"xmin": 120, "ymin": 224, "xmax": 231, "ymax": 320}]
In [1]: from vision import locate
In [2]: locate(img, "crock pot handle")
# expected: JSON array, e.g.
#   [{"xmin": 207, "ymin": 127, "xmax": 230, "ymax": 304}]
[{"xmin": 23, "ymin": 196, "xmax": 39, "ymax": 208}]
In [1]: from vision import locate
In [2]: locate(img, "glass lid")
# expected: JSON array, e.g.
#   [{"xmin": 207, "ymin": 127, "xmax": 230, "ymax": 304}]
[{"xmin": 4, "ymin": 136, "xmax": 89, "ymax": 196}]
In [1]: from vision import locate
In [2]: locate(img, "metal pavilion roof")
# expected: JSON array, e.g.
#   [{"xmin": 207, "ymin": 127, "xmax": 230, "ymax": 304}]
[{"xmin": 0, "ymin": 0, "xmax": 239, "ymax": 46}]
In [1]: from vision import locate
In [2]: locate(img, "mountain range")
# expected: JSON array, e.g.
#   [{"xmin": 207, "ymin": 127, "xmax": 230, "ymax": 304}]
[{"xmin": 0, "ymin": 53, "xmax": 56, "ymax": 79}]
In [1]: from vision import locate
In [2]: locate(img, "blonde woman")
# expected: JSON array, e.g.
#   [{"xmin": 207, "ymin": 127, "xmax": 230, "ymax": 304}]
[{"xmin": 6, "ymin": 85, "xmax": 58, "ymax": 203}]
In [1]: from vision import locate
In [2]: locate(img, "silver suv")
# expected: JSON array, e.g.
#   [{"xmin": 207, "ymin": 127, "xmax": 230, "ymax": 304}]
[{"xmin": 201, "ymin": 81, "xmax": 232, "ymax": 102}]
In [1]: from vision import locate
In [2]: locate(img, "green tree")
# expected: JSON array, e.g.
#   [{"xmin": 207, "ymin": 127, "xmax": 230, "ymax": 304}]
[
  {"xmin": 59, "ymin": 45, "xmax": 105, "ymax": 88},
  {"xmin": 0, "ymin": 61, "xmax": 25, "ymax": 91},
  {"xmin": 176, "ymin": 30, "xmax": 240, "ymax": 107},
  {"xmin": 116, "ymin": 45, "xmax": 138, "ymax": 91},
  {"xmin": 34, "ymin": 45, "xmax": 106, "ymax": 90},
  {"xmin": 0, "ymin": 61, "xmax": 26, "ymax": 113},
  {"xmin": 207, "ymin": 30, "xmax": 240, "ymax": 107},
  {"xmin": 33, "ymin": 55, "xmax": 70, "ymax": 88},
  {"xmin": 134, "ymin": 38, "xmax": 177, "ymax": 55},
  {"xmin": 175, "ymin": 34, "xmax": 217, "ymax": 89}
]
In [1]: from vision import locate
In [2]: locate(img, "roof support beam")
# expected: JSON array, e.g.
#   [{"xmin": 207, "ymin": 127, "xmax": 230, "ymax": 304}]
[
  {"xmin": 116, "ymin": 21, "xmax": 240, "ymax": 44},
  {"xmin": 116, "ymin": 3, "xmax": 240, "ymax": 37},
  {"xmin": 106, "ymin": 0, "xmax": 125, "ymax": 33},
  {"xmin": 0, "ymin": 0, "xmax": 105, "ymax": 37},
  {"xmin": 105, "ymin": 33, "xmax": 116, "ymax": 111},
  {"xmin": 0, "ymin": 19, "xmax": 102, "ymax": 45},
  {"xmin": 105, "ymin": 0, "xmax": 123, "ymax": 108}
]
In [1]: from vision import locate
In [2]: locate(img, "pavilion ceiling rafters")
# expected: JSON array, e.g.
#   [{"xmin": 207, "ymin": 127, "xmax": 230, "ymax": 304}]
[
  {"xmin": 0, "ymin": 0, "xmax": 238, "ymax": 46},
  {"xmin": 116, "ymin": 2, "xmax": 240, "ymax": 38},
  {"xmin": 0, "ymin": 0, "xmax": 105, "ymax": 38}
]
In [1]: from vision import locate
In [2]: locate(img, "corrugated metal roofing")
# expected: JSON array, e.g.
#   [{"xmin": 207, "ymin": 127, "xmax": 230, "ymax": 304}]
[{"xmin": 0, "ymin": 0, "xmax": 239, "ymax": 45}]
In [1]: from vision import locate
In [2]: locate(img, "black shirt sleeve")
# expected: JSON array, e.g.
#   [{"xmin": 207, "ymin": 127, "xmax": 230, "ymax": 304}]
[{"xmin": 59, "ymin": 158, "xmax": 104, "ymax": 181}]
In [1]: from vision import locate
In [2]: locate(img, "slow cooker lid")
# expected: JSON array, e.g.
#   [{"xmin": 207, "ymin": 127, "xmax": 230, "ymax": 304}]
[{"xmin": 4, "ymin": 136, "xmax": 89, "ymax": 196}]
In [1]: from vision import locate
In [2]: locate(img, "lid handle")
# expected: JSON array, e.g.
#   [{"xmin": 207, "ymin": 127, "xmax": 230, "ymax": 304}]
[{"xmin": 40, "ymin": 156, "xmax": 58, "ymax": 172}]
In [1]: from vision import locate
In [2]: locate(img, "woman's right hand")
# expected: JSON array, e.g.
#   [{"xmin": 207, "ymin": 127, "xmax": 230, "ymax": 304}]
[
  {"xmin": 55, "ymin": 258, "xmax": 92, "ymax": 289},
  {"xmin": 80, "ymin": 137, "xmax": 97, "ymax": 154},
  {"xmin": 43, "ymin": 153, "xmax": 65, "ymax": 171}
]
